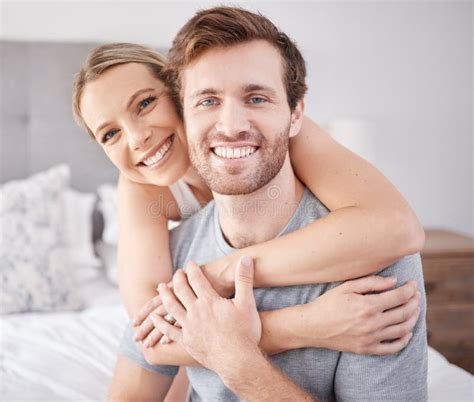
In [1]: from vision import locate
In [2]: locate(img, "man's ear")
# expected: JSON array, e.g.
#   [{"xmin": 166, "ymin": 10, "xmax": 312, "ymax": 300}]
[{"xmin": 288, "ymin": 99, "xmax": 305, "ymax": 138}]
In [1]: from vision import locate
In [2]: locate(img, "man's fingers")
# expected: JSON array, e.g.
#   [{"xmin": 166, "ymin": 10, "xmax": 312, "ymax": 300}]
[
  {"xmin": 234, "ymin": 256, "xmax": 255, "ymax": 307},
  {"xmin": 132, "ymin": 295, "xmax": 163, "ymax": 326},
  {"xmin": 185, "ymin": 261, "xmax": 219, "ymax": 299},
  {"xmin": 343, "ymin": 275, "xmax": 397, "ymax": 294},
  {"xmin": 173, "ymin": 269, "xmax": 197, "ymax": 309},
  {"xmin": 370, "ymin": 332, "xmax": 413, "ymax": 356},
  {"xmin": 151, "ymin": 314, "xmax": 182, "ymax": 343},
  {"xmin": 158, "ymin": 283, "xmax": 187, "ymax": 323},
  {"xmin": 370, "ymin": 281, "xmax": 418, "ymax": 311},
  {"xmin": 379, "ymin": 292, "xmax": 421, "ymax": 328}
]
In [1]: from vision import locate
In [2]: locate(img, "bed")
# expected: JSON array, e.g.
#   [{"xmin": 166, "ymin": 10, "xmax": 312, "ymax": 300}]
[
  {"xmin": 0, "ymin": 40, "xmax": 472, "ymax": 401},
  {"xmin": 1, "ymin": 276, "xmax": 473, "ymax": 401}
]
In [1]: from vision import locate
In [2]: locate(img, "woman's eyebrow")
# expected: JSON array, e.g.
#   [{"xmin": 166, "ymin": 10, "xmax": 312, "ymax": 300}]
[
  {"xmin": 126, "ymin": 87, "xmax": 155, "ymax": 109},
  {"xmin": 94, "ymin": 88, "xmax": 159, "ymax": 136}
]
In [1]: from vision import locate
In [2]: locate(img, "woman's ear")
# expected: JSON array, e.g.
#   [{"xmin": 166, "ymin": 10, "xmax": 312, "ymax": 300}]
[{"xmin": 288, "ymin": 99, "xmax": 305, "ymax": 138}]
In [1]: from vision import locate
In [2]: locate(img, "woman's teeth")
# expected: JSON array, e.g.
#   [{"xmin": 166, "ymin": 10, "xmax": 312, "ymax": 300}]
[
  {"xmin": 213, "ymin": 146, "xmax": 257, "ymax": 159},
  {"xmin": 142, "ymin": 137, "xmax": 173, "ymax": 167}
]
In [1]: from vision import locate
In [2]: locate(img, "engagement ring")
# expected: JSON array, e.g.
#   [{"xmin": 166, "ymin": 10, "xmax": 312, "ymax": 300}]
[{"xmin": 163, "ymin": 313, "xmax": 176, "ymax": 325}]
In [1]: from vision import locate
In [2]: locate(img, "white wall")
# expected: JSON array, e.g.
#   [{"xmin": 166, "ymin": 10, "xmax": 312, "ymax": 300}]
[{"xmin": 1, "ymin": 0, "xmax": 472, "ymax": 236}]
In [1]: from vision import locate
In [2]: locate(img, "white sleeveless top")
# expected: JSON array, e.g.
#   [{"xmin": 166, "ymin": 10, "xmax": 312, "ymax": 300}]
[{"xmin": 168, "ymin": 179, "xmax": 202, "ymax": 220}]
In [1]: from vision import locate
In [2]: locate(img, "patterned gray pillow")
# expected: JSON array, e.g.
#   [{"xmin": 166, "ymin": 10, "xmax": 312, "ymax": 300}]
[{"xmin": 0, "ymin": 165, "xmax": 83, "ymax": 314}]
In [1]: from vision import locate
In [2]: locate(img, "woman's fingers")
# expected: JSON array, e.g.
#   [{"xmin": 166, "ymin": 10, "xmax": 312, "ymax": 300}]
[
  {"xmin": 377, "ymin": 309, "xmax": 420, "ymax": 343},
  {"xmin": 379, "ymin": 292, "xmax": 420, "ymax": 328},
  {"xmin": 132, "ymin": 294, "xmax": 163, "ymax": 326},
  {"xmin": 158, "ymin": 283, "xmax": 187, "ymax": 323},
  {"xmin": 134, "ymin": 304, "xmax": 167, "ymax": 341},
  {"xmin": 142, "ymin": 327, "xmax": 166, "ymax": 348},
  {"xmin": 151, "ymin": 314, "xmax": 183, "ymax": 343},
  {"xmin": 370, "ymin": 332, "xmax": 413, "ymax": 356},
  {"xmin": 371, "ymin": 280, "xmax": 417, "ymax": 311},
  {"xmin": 342, "ymin": 275, "xmax": 397, "ymax": 294}
]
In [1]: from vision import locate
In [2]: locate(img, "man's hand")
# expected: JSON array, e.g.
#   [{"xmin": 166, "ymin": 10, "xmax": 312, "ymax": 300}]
[
  {"xmin": 151, "ymin": 256, "xmax": 261, "ymax": 374},
  {"xmin": 297, "ymin": 276, "xmax": 420, "ymax": 355},
  {"xmin": 132, "ymin": 259, "xmax": 235, "ymax": 347}
]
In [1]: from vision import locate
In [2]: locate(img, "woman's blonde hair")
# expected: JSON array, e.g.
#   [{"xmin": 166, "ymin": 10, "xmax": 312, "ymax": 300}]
[{"xmin": 72, "ymin": 43, "xmax": 169, "ymax": 139}]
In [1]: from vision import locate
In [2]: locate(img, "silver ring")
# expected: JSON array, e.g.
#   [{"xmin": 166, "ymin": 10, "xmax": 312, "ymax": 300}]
[{"xmin": 163, "ymin": 313, "xmax": 176, "ymax": 325}]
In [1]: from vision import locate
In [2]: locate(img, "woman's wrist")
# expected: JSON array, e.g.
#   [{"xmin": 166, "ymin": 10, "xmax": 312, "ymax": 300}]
[{"xmin": 201, "ymin": 257, "xmax": 235, "ymax": 297}]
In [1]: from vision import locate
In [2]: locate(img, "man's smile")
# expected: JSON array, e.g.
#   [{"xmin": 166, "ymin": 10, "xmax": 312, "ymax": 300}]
[{"xmin": 211, "ymin": 145, "xmax": 259, "ymax": 159}]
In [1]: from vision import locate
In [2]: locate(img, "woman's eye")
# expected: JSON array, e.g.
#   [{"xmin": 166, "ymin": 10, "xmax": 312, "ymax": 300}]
[
  {"xmin": 199, "ymin": 98, "xmax": 217, "ymax": 107},
  {"xmin": 101, "ymin": 129, "xmax": 119, "ymax": 144},
  {"xmin": 138, "ymin": 96, "xmax": 156, "ymax": 111},
  {"xmin": 248, "ymin": 96, "xmax": 266, "ymax": 104}
]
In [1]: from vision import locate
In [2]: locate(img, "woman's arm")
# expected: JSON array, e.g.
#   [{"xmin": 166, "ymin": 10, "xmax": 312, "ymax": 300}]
[
  {"xmin": 203, "ymin": 117, "xmax": 425, "ymax": 293},
  {"xmin": 116, "ymin": 173, "xmax": 179, "ymax": 318},
  {"xmin": 117, "ymin": 175, "xmax": 188, "ymax": 401},
  {"xmin": 143, "ymin": 275, "xmax": 419, "ymax": 366}
]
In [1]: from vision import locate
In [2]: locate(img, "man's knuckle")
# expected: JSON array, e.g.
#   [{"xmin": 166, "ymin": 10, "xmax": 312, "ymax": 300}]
[{"xmin": 363, "ymin": 304, "xmax": 377, "ymax": 318}]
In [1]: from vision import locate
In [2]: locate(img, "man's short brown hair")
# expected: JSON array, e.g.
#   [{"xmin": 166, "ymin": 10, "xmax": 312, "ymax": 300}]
[{"xmin": 167, "ymin": 6, "xmax": 307, "ymax": 112}]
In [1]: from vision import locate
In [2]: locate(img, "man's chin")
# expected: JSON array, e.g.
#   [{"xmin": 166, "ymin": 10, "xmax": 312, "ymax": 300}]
[{"xmin": 207, "ymin": 177, "xmax": 270, "ymax": 196}]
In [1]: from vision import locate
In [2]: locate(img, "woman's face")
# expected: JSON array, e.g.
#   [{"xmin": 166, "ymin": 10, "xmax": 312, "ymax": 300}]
[{"xmin": 80, "ymin": 62, "xmax": 189, "ymax": 186}]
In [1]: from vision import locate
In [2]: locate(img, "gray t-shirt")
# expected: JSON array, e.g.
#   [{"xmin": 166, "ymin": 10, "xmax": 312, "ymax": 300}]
[{"xmin": 119, "ymin": 188, "xmax": 428, "ymax": 401}]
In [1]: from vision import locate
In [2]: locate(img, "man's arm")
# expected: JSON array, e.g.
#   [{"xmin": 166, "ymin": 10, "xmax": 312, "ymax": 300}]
[
  {"xmin": 217, "ymin": 342, "xmax": 315, "ymax": 402},
  {"xmin": 142, "ymin": 275, "xmax": 419, "ymax": 365},
  {"xmin": 334, "ymin": 254, "xmax": 428, "ymax": 401}
]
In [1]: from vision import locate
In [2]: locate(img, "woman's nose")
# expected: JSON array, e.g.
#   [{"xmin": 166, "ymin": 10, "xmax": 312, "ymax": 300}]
[{"xmin": 126, "ymin": 125, "xmax": 152, "ymax": 150}]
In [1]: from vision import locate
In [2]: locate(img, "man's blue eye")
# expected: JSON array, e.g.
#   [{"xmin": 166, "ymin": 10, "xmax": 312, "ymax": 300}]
[
  {"xmin": 200, "ymin": 99, "xmax": 216, "ymax": 107},
  {"xmin": 102, "ymin": 129, "xmax": 118, "ymax": 143},
  {"xmin": 249, "ymin": 97, "xmax": 266, "ymax": 104},
  {"xmin": 139, "ymin": 96, "xmax": 156, "ymax": 111}
]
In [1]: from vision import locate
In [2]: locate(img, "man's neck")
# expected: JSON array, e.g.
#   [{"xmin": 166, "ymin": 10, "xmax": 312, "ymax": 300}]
[{"xmin": 214, "ymin": 156, "xmax": 305, "ymax": 249}]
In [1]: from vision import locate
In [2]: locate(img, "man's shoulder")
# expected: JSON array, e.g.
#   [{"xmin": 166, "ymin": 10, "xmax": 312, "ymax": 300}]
[
  {"xmin": 169, "ymin": 200, "xmax": 216, "ymax": 266},
  {"xmin": 282, "ymin": 188, "xmax": 330, "ymax": 234}
]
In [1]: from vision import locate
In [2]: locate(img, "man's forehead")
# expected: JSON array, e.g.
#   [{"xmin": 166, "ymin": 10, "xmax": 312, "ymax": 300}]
[{"xmin": 181, "ymin": 40, "xmax": 285, "ymax": 97}]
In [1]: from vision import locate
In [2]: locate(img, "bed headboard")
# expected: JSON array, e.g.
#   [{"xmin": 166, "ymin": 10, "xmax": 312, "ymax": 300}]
[{"xmin": 0, "ymin": 40, "xmax": 119, "ymax": 191}]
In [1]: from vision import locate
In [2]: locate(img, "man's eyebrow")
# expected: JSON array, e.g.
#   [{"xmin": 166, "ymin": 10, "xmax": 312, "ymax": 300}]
[
  {"xmin": 189, "ymin": 88, "xmax": 221, "ymax": 100},
  {"xmin": 94, "ymin": 87, "xmax": 155, "ymax": 136},
  {"xmin": 244, "ymin": 84, "xmax": 277, "ymax": 97}
]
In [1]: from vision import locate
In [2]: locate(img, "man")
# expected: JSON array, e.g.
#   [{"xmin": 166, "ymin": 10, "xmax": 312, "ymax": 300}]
[{"xmin": 109, "ymin": 6, "xmax": 427, "ymax": 401}]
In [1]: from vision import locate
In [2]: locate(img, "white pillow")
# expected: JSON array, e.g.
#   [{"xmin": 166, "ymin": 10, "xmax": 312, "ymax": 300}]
[
  {"xmin": 0, "ymin": 165, "xmax": 83, "ymax": 313},
  {"xmin": 95, "ymin": 240, "xmax": 118, "ymax": 285},
  {"xmin": 63, "ymin": 189, "xmax": 102, "ymax": 283},
  {"xmin": 97, "ymin": 184, "xmax": 118, "ymax": 245}
]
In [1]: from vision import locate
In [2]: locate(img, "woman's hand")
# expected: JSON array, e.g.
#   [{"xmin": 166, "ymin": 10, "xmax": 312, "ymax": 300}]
[
  {"xmin": 302, "ymin": 276, "xmax": 421, "ymax": 355},
  {"xmin": 132, "ymin": 293, "xmax": 168, "ymax": 347}
]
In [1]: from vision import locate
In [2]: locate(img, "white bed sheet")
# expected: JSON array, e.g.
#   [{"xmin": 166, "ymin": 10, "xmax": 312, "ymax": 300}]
[
  {"xmin": 1, "ymin": 277, "xmax": 127, "ymax": 401},
  {"xmin": 1, "ymin": 277, "xmax": 473, "ymax": 401}
]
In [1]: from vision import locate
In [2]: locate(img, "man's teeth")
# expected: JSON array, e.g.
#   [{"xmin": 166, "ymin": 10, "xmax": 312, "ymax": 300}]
[
  {"xmin": 213, "ymin": 146, "xmax": 257, "ymax": 159},
  {"xmin": 142, "ymin": 138, "xmax": 173, "ymax": 166}
]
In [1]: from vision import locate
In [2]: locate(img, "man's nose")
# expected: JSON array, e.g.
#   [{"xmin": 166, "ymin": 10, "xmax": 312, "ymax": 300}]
[
  {"xmin": 125, "ymin": 123, "xmax": 152, "ymax": 150},
  {"xmin": 215, "ymin": 101, "xmax": 251, "ymax": 137}
]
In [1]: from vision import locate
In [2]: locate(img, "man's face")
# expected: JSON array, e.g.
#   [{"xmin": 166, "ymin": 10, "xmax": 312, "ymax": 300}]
[{"xmin": 181, "ymin": 40, "xmax": 302, "ymax": 195}]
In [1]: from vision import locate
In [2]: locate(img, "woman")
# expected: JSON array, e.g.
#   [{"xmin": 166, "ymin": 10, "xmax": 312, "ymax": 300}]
[{"xmin": 73, "ymin": 43, "xmax": 423, "ymax": 398}]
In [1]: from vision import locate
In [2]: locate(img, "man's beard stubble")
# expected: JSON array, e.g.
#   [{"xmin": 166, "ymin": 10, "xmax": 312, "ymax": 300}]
[{"xmin": 188, "ymin": 122, "xmax": 291, "ymax": 195}]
